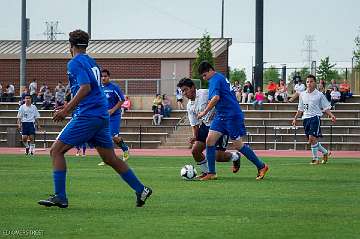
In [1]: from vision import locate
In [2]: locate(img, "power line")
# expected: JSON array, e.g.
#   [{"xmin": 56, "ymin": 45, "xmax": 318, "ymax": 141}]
[
  {"xmin": 43, "ymin": 21, "xmax": 64, "ymax": 40},
  {"xmin": 302, "ymin": 35, "xmax": 317, "ymax": 68}
]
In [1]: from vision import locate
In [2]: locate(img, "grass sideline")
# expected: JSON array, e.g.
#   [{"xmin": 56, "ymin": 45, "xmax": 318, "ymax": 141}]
[{"xmin": 0, "ymin": 155, "xmax": 359, "ymax": 239}]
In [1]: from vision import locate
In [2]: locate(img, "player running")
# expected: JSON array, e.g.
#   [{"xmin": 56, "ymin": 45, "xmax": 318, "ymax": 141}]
[
  {"xmin": 38, "ymin": 29, "xmax": 152, "ymax": 208},
  {"xmin": 97, "ymin": 69, "xmax": 129, "ymax": 166},
  {"xmin": 197, "ymin": 61, "xmax": 269, "ymax": 181},
  {"xmin": 292, "ymin": 74, "xmax": 336, "ymax": 164},
  {"xmin": 177, "ymin": 78, "xmax": 240, "ymax": 179}
]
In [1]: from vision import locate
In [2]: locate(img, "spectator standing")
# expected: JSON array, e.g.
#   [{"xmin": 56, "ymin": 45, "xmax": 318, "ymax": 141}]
[
  {"xmin": 29, "ymin": 79, "xmax": 37, "ymax": 103},
  {"xmin": 241, "ymin": 81, "xmax": 254, "ymax": 103},
  {"xmin": 175, "ymin": 87, "xmax": 184, "ymax": 109},
  {"xmin": 162, "ymin": 94, "xmax": 172, "ymax": 117}
]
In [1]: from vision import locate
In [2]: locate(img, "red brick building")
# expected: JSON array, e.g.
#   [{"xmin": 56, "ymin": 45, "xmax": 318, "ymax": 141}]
[{"xmin": 0, "ymin": 38, "xmax": 231, "ymax": 95}]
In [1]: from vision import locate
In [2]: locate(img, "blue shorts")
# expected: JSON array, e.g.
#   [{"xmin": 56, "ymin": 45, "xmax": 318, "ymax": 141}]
[
  {"xmin": 197, "ymin": 123, "xmax": 229, "ymax": 151},
  {"xmin": 110, "ymin": 114, "xmax": 121, "ymax": 137},
  {"xmin": 210, "ymin": 116, "xmax": 247, "ymax": 140},
  {"xmin": 58, "ymin": 116, "xmax": 113, "ymax": 148},
  {"xmin": 303, "ymin": 116, "xmax": 322, "ymax": 138},
  {"xmin": 21, "ymin": 122, "xmax": 35, "ymax": 136}
]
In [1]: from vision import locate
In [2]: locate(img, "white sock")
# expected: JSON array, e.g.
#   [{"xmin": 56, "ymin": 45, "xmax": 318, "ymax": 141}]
[
  {"xmin": 23, "ymin": 141, "xmax": 29, "ymax": 148},
  {"xmin": 317, "ymin": 143, "xmax": 328, "ymax": 155},
  {"xmin": 311, "ymin": 143, "xmax": 319, "ymax": 160},
  {"xmin": 197, "ymin": 159, "xmax": 208, "ymax": 173},
  {"xmin": 30, "ymin": 143, "xmax": 35, "ymax": 153},
  {"xmin": 231, "ymin": 152, "xmax": 240, "ymax": 161}
]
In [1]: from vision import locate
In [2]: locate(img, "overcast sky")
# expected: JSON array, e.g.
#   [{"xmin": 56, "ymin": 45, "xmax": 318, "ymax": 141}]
[{"xmin": 0, "ymin": 0, "xmax": 359, "ymax": 77}]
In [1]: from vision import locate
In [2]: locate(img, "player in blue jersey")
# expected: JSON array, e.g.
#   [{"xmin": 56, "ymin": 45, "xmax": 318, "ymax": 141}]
[
  {"xmin": 97, "ymin": 69, "xmax": 129, "ymax": 166},
  {"xmin": 197, "ymin": 61, "xmax": 269, "ymax": 181},
  {"xmin": 38, "ymin": 30, "xmax": 152, "ymax": 208}
]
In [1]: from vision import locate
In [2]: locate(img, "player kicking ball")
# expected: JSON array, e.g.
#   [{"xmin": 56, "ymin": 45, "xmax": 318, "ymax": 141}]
[
  {"xmin": 38, "ymin": 29, "xmax": 152, "ymax": 208},
  {"xmin": 177, "ymin": 78, "xmax": 240, "ymax": 179},
  {"xmin": 197, "ymin": 61, "xmax": 269, "ymax": 181},
  {"xmin": 292, "ymin": 74, "xmax": 336, "ymax": 164}
]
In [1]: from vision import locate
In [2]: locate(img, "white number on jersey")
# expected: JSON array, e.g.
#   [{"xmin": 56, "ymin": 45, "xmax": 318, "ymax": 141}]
[{"xmin": 91, "ymin": 67, "xmax": 101, "ymax": 86}]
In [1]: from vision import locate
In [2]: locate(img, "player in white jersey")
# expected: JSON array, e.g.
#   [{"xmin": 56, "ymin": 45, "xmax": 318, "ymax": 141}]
[
  {"xmin": 177, "ymin": 78, "xmax": 241, "ymax": 178},
  {"xmin": 292, "ymin": 75, "xmax": 336, "ymax": 164},
  {"xmin": 17, "ymin": 94, "xmax": 40, "ymax": 155}
]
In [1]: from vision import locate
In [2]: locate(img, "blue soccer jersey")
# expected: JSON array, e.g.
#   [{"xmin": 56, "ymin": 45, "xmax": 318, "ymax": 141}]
[
  {"xmin": 208, "ymin": 72, "xmax": 243, "ymax": 119},
  {"xmin": 67, "ymin": 54, "xmax": 108, "ymax": 117},
  {"xmin": 102, "ymin": 82, "xmax": 125, "ymax": 116}
]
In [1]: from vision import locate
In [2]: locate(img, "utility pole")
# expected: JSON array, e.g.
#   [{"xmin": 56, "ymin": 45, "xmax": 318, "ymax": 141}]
[
  {"xmin": 254, "ymin": 0, "xmax": 264, "ymax": 89},
  {"xmin": 302, "ymin": 35, "xmax": 317, "ymax": 68},
  {"xmin": 221, "ymin": 0, "xmax": 224, "ymax": 38},
  {"xmin": 20, "ymin": 0, "xmax": 27, "ymax": 94},
  {"xmin": 88, "ymin": 0, "xmax": 92, "ymax": 38},
  {"xmin": 44, "ymin": 21, "xmax": 63, "ymax": 40}
]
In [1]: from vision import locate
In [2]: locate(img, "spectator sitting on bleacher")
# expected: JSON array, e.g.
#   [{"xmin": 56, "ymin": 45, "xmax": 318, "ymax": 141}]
[
  {"xmin": 274, "ymin": 79, "xmax": 288, "ymax": 102},
  {"xmin": 289, "ymin": 79, "xmax": 305, "ymax": 103},
  {"xmin": 0, "ymin": 82, "xmax": 3, "ymax": 101},
  {"xmin": 121, "ymin": 95, "xmax": 131, "ymax": 115},
  {"xmin": 19, "ymin": 88, "xmax": 29, "ymax": 105},
  {"xmin": 232, "ymin": 80, "xmax": 242, "ymax": 102},
  {"xmin": 330, "ymin": 86, "xmax": 341, "ymax": 108},
  {"xmin": 153, "ymin": 104, "xmax": 164, "ymax": 126},
  {"xmin": 29, "ymin": 79, "xmax": 37, "ymax": 103},
  {"xmin": 317, "ymin": 79, "xmax": 326, "ymax": 94},
  {"xmin": 152, "ymin": 93, "xmax": 163, "ymax": 113},
  {"xmin": 41, "ymin": 88, "xmax": 53, "ymax": 110},
  {"xmin": 266, "ymin": 80, "xmax": 277, "ymax": 102},
  {"xmin": 162, "ymin": 94, "xmax": 172, "ymax": 117},
  {"xmin": 325, "ymin": 79, "xmax": 338, "ymax": 102},
  {"xmin": 241, "ymin": 81, "xmax": 254, "ymax": 103},
  {"xmin": 55, "ymin": 88, "xmax": 65, "ymax": 108},
  {"xmin": 339, "ymin": 79, "xmax": 352, "ymax": 102},
  {"xmin": 55, "ymin": 81, "xmax": 65, "ymax": 94},
  {"xmin": 4, "ymin": 83, "xmax": 15, "ymax": 102},
  {"xmin": 37, "ymin": 83, "xmax": 48, "ymax": 102},
  {"xmin": 252, "ymin": 86, "xmax": 265, "ymax": 110},
  {"xmin": 64, "ymin": 83, "xmax": 71, "ymax": 103}
]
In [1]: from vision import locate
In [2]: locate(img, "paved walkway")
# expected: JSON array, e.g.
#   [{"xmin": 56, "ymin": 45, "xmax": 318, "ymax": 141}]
[{"xmin": 0, "ymin": 147, "xmax": 358, "ymax": 158}]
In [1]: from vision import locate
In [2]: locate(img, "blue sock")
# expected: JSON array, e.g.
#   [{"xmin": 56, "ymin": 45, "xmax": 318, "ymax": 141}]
[
  {"xmin": 120, "ymin": 169, "xmax": 144, "ymax": 193},
  {"xmin": 53, "ymin": 170, "xmax": 67, "ymax": 200},
  {"xmin": 118, "ymin": 139, "xmax": 129, "ymax": 152},
  {"xmin": 206, "ymin": 145, "xmax": 216, "ymax": 174},
  {"xmin": 239, "ymin": 145, "xmax": 265, "ymax": 170}
]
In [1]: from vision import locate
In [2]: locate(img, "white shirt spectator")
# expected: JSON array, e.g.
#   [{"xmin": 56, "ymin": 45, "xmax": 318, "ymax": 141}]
[
  {"xmin": 176, "ymin": 87, "xmax": 183, "ymax": 100},
  {"xmin": 29, "ymin": 81, "xmax": 37, "ymax": 95},
  {"xmin": 17, "ymin": 104, "xmax": 40, "ymax": 123},
  {"xmin": 187, "ymin": 89, "xmax": 214, "ymax": 127},
  {"xmin": 7, "ymin": 84, "xmax": 15, "ymax": 94},
  {"xmin": 298, "ymin": 89, "xmax": 331, "ymax": 119},
  {"xmin": 294, "ymin": 83, "xmax": 306, "ymax": 93},
  {"xmin": 330, "ymin": 90, "xmax": 341, "ymax": 100}
]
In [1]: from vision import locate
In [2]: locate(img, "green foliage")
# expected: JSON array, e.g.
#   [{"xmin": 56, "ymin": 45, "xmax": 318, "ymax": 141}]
[
  {"xmin": 192, "ymin": 33, "xmax": 214, "ymax": 88},
  {"xmin": 263, "ymin": 65, "xmax": 280, "ymax": 86},
  {"xmin": 1, "ymin": 155, "xmax": 360, "ymax": 238},
  {"xmin": 229, "ymin": 67, "xmax": 247, "ymax": 85},
  {"xmin": 317, "ymin": 57, "xmax": 337, "ymax": 82},
  {"xmin": 288, "ymin": 67, "xmax": 310, "ymax": 83}
]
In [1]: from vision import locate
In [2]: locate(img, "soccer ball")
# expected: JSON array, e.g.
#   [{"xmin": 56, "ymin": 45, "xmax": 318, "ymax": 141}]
[{"xmin": 180, "ymin": 165, "xmax": 197, "ymax": 180}]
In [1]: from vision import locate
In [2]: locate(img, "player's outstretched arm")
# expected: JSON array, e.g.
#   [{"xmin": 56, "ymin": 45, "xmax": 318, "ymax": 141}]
[{"xmin": 324, "ymin": 109, "xmax": 336, "ymax": 123}]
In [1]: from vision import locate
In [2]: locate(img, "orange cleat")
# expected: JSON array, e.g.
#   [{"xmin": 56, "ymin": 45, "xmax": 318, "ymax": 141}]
[
  {"xmin": 256, "ymin": 164, "xmax": 269, "ymax": 180},
  {"xmin": 199, "ymin": 173, "xmax": 217, "ymax": 181}
]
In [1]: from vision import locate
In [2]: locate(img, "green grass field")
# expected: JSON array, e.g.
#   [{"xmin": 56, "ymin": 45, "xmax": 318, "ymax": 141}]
[{"xmin": 0, "ymin": 154, "xmax": 359, "ymax": 239}]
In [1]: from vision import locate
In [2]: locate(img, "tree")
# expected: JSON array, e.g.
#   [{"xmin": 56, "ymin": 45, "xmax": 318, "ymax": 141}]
[
  {"xmin": 229, "ymin": 67, "xmax": 247, "ymax": 85},
  {"xmin": 192, "ymin": 33, "xmax": 214, "ymax": 88},
  {"xmin": 354, "ymin": 27, "xmax": 360, "ymax": 70},
  {"xmin": 317, "ymin": 57, "xmax": 337, "ymax": 82},
  {"xmin": 263, "ymin": 65, "xmax": 280, "ymax": 86}
]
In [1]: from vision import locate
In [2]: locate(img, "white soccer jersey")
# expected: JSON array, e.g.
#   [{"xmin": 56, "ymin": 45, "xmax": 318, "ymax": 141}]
[
  {"xmin": 298, "ymin": 89, "xmax": 331, "ymax": 119},
  {"xmin": 187, "ymin": 89, "xmax": 214, "ymax": 127},
  {"xmin": 294, "ymin": 83, "xmax": 306, "ymax": 93},
  {"xmin": 17, "ymin": 104, "xmax": 40, "ymax": 123}
]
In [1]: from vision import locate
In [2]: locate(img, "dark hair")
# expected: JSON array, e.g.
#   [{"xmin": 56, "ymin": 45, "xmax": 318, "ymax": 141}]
[
  {"xmin": 69, "ymin": 29, "xmax": 89, "ymax": 49},
  {"xmin": 101, "ymin": 69, "xmax": 110, "ymax": 76},
  {"xmin": 24, "ymin": 94, "xmax": 31, "ymax": 98},
  {"xmin": 306, "ymin": 74, "xmax": 316, "ymax": 82},
  {"xmin": 177, "ymin": 78, "xmax": 195, "ymax": 88},
  {"xmin": 198, "ymin": 61, "xmax": 214, "ymax": 75}
]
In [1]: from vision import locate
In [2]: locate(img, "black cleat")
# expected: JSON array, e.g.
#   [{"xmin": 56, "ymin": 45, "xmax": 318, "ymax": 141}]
[
  {"xmin": 232, "ymin": 152, "xmax": 241, "ymax": 173},
  {"xmin": 25, "ymin": 147, "xmax": 29, "ymax": 155},
  {"xmin": 38, "ymin": 194, "xmax": 68, "ymax": 208},
  {"xmin": 136, "ymin": 186, "xmax": 152, "ymax": 207}
]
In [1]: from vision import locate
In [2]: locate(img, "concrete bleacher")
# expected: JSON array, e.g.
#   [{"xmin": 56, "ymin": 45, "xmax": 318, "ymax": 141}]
[{"xmin": 1, "ymin": 95, "xmax": 360, "ymax": 150}]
